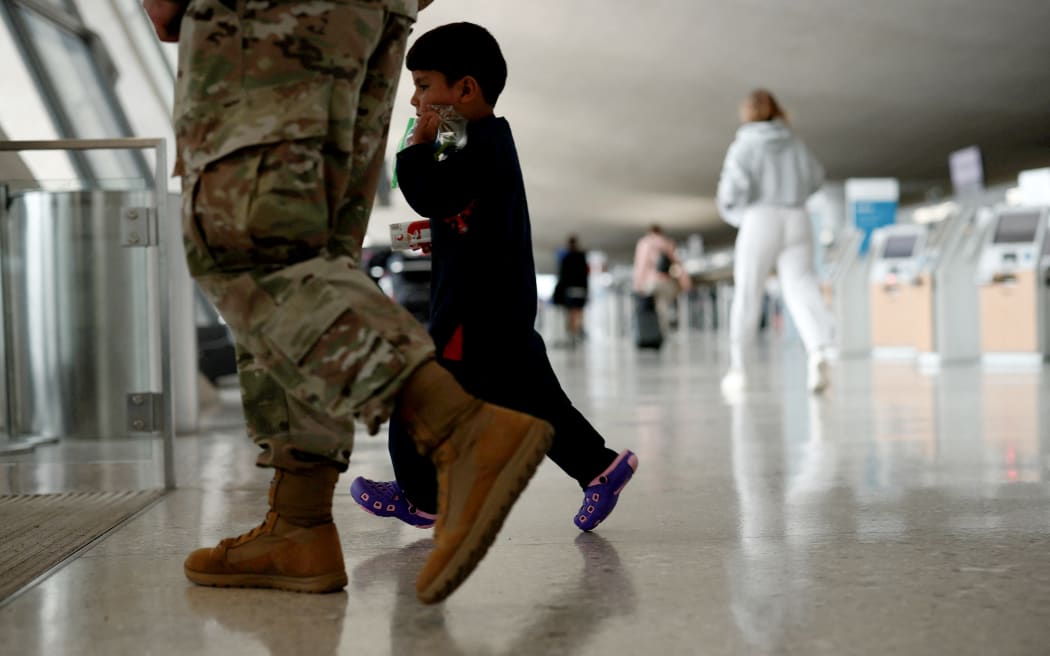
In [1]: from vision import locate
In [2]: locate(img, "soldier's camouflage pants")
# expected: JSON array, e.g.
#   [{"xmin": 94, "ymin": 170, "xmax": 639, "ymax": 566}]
[{"xmin": 177, "ymin": 2, "xmax": 434, "ymax": 470}]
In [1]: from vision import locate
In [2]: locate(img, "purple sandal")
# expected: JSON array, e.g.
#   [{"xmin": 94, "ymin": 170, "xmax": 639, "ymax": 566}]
[
  {"xmin": 350, "ymin": 477, "xmax": 436, "ymax": 529},
  {"xmin": 574, "ymin": 450, "xmax": 639, "ymax": 531}
]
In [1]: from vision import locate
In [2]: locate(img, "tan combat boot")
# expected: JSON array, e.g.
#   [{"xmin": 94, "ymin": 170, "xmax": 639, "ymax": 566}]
[
  {"xmin": 398, "ymin": 361, "xmax": 554, "ymax": 604},
  {"xmin": 184, "ymin": 465, "xmax": 347, "ymax": 593}
]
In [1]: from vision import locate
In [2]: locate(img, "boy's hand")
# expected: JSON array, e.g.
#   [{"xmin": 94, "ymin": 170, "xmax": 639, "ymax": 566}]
[{"xmin": 409, "ymin": 108, "xmax": 441, "ymax": 146}]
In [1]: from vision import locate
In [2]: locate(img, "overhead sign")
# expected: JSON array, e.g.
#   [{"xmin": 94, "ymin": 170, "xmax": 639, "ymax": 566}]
[{"xmin": 949, "ymin": 145, "xmax": 984, "ymax": 196}]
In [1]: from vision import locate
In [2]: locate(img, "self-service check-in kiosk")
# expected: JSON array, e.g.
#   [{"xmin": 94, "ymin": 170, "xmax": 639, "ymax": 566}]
[
  {"xmin": 869, "ymin": 225, "xmax": 929, "ymax": 355},
  {"xmin": 976, "ymin": 207, "xmax": 1049, "ymax": 361},
  {"xmin": 821, "ymin": 229, "xmax": 868, "ymax": 357},
  {"xmin": 923, "ymin": 206, "xmax": 984, "ymax": 365},
  {"xmin": 868, "ymin": 210, "xmax": 984, "ymax": 363}
]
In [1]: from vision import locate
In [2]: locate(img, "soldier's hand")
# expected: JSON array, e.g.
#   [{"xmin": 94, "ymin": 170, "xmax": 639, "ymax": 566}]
[
  {"xmin": 143, "ymin": 0, "xmax": 187, "ymax": 42},
  {"xmin": 409, "ymin": 109, "xmax": 441, "ymax": 146}
]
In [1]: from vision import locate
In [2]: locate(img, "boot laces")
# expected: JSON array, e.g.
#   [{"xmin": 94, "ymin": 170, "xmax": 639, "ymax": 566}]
[{"xmin": 219, "ymin": 512, "xmax": 276, "ymax": 549}]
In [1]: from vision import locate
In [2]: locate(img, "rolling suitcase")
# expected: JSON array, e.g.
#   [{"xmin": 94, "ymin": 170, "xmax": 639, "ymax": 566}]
[{"xmin": 634, "ymin": 294, "xmax": 663, "ymax": 349}]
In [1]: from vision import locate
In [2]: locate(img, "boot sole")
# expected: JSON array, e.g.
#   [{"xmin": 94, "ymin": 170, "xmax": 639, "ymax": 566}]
[
  {"xmin": 184, "ymin": 567, "xmax": 348, "ymax": 594},
  {"xmin": 417, "ymin": 422, "xmax": 553, "ymax": 604}
]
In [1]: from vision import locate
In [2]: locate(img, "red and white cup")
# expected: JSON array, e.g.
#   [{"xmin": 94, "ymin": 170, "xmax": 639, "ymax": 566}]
[{"xmin": 390, "ymin": 219, "xmax": 431, "ymax": 251}]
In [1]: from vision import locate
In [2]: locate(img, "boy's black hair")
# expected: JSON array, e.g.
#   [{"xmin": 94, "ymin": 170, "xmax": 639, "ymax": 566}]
[{"xmin": 406, "ymin": 22, "xmax": 507, "ymax": 106}]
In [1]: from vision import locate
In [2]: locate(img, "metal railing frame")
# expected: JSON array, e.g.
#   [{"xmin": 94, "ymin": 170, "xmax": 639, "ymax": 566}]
[{"xmin": 0, "ymin": 138, "xmax": 175, "ymax": 489}]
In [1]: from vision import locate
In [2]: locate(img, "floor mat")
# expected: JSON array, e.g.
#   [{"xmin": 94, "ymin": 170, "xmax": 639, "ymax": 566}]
[{"xmin": 0, "ymin": 490, "xmax": 164, "ymax": 602}]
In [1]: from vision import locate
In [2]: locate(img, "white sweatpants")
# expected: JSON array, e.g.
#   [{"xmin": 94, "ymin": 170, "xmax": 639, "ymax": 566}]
[{"xmin": 729, "ymin": 205, "xmax": 832, "ymax": 369}]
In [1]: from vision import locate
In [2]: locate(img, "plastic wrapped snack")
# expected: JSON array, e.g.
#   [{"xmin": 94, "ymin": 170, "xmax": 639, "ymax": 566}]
[
  {"xmin": 391, "ymin": 106, "xmax": 468, "ymax": 188},
  {"xmin": 430, "ymin": 104, "xmax": 468, "ymax": 162}
]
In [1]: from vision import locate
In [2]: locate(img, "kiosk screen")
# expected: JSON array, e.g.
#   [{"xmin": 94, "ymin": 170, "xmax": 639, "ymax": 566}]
[
  {"xmin": 882, "ymin": 234, "xmax": 918, "ymax": 259},
  {"xmin": 992, "ymin": 211, "xmax": 1041, "ymax": 244}
]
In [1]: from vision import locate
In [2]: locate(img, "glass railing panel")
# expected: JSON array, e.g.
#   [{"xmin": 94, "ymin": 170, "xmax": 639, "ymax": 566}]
[{"xmin": 0, "ymin": 139, "xmax": 174, "ymax": 494}]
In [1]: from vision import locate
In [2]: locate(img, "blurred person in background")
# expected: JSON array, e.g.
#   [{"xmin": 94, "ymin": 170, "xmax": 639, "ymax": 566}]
[
  {"xmin": 633, "ymin": 224, "xmax": 690, "ymax": 338},
  {"xmin": 553, "ymin": 234, "xmax": 590, "ymax": 346},
  {"xmin": 717, "ymin": 89, "xmax": 833, "ymax": 395}
]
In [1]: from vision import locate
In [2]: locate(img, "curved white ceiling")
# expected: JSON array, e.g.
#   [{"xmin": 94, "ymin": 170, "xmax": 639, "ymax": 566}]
[{"xmin": 378, "ymin": 0, "xmax": 1050, "ymax": 269}]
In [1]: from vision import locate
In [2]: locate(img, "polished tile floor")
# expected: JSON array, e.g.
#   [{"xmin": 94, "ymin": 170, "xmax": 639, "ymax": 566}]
[{"xmin": 2, "ymin": 331, "xmax": 1050, "ymax": 655}]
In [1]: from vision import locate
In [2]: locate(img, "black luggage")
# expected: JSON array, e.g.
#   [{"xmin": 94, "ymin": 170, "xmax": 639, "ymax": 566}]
[{"xmin": 633, "ymin": 294, "xmax": 663, "ymax": 349}]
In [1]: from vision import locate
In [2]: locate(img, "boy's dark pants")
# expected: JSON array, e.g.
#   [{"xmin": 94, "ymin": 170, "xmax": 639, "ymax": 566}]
[{"xmin": 389, "ymin": 343, "xmax": 617, "ymax": 514}]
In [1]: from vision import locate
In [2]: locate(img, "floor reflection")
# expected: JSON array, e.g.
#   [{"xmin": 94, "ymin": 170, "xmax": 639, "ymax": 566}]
[
  {"xmin": 980, "ymin": 370, "xmax": 1044, "ymax": 484},
  {"xmin": 727, "ymin": 393, "xmax": 805, "ymax": 650},
  {"xmin": 185, "ymin": 586, "xmax": 348, "ymax": 656},
  {"xmin": 726, "ymin": 357, "xmax": 1050, "ymax": 649},
  {"xmin": 351, "ymin": 534, "xmax": 637, "ymax": 655},
  {"xmin": 4, "ymin": 332, "xmax": 1050, "ymax": 655}
]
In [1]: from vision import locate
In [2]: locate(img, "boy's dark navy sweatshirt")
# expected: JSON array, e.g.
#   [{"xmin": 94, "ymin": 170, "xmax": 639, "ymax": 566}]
[
  {"xmin": 396, "ymin": 115, "xmax": 541, "ymax": 370},
  {"xmin": 390, "ymin": 115, "xmax": 619, "ymax": 503}
]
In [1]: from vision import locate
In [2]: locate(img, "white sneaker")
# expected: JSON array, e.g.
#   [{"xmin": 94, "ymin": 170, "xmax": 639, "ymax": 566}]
[
  {"xmin": 808, "ymin": 356, "xmax": 829, "ymax": 394},
  {"xmin": 721, "ymin": 368, "xmax": 747, "ymax": 395}
]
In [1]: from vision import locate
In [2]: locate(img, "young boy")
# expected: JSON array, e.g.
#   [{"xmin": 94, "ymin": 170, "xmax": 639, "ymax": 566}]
[{"xmin": 352, "ymin": 22, "xmax": 638, "ymax": 532}]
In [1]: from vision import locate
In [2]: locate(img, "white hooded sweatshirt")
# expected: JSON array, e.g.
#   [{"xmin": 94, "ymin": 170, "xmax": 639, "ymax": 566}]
[{"xmin": 716, "ymin": 119, "xmax": 824, "ymax": 227}]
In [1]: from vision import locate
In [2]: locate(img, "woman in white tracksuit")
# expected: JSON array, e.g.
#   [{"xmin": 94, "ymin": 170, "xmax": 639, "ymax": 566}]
[{"xmin": 717, "ymin": 89, "xmax": 833, "ymax": 394}]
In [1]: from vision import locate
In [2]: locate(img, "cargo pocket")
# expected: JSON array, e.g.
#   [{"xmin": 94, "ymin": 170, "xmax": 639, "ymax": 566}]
[
  {"xmin": 264, "ymin": 276, "xmax": 353, "ymax": 365},
  {"xmin": 193, "ymin": 137, "xmax": 329, "ymax": 270},
  {"xmin": 259, "ymin": 274, "xmax": 371, "ymax": 418},
  {"xmin": 245, "ymin": 138, "xmax": 329, "ymax": 264}
]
